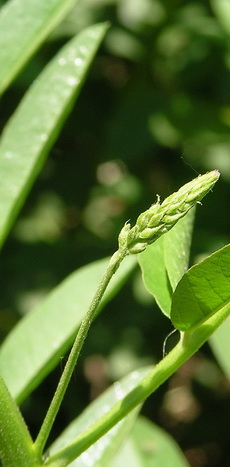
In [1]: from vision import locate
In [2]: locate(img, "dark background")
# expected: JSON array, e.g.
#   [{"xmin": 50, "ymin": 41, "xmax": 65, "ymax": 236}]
[{"xmin": 0, "ymin": 1, "xmax": 230, "ymax": 466}]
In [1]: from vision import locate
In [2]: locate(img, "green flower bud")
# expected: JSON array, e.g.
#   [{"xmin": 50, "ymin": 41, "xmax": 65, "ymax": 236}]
[
  {"xmin": 119, "ymin": 170, "xmax": 220, "ymax": 255},
  {"xmin": 118, "ymin": 222, "xmax": 131, "ymax": 252}
]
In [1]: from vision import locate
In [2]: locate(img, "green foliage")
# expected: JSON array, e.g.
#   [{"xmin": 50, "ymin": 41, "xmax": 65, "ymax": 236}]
[
  {"xmin": 139, "ymin": 208, "xmax": 195, "ymax": 316},
  {"xmin": 210, "ymin": 316, "xmax": 230, "ymax": 379},
  {"xmin": 48, "ymin": 368, "xmax": 151, "ymax": 466},
  {"xmin": 0, "ymin": 0, "xmax": 230, "ymax": 466},
  {"xmin": 0, "ymin": 376, "xmax": 37, "ymax": 466},
  {"xmin": 171, "ymin": 244, "xmax": 230, "ymax": 331},
  {"xmin": 0, "ymin": 0, "xmax": 78, "ymax": 94},
  {"xmin": 0, "ymin": 255, "xmax": 136, "ymax": 403},
  {"xmin": 111, "ymin": 416, "xmax": 189, "ymax": 467},
  {"xmin": 0, "ymin": 22, "xmax": 108, "ymax": 247}
]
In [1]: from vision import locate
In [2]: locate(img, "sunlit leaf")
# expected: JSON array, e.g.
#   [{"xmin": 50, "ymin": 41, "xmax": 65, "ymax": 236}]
[
  {"xmin": 210, "ymin": 316, "xmax": 230, "ymax": 380},
  {"xmin": 211, "ymin": 0, "xmax": 230, "ymax": 36},
  {"xmin": 164, "ymin": 208, "xmax": 195, "ymax": 290},
  {"xmin": 0, "ymin": 375, "xmax": 35, "ymax": 466},
  {"xmin": 138, "ymin": 209, "xmax": 195, "ymax": 317},
  {"xmin": 111, "ymin": 416, "xmax": 189, "ymax": 467},
  {"xmin": 139, "ymin": 237, "xmax": 172, "ymax": 316},
  {"xmin": 171, "ymin": 244, "xmax": 230, "ymax": 331},
  {"xmin": 48, "ymin": 368, "xmax": 151, "ymax": 466},
  {"xmin": 0, "ymin": 22, "xmax": 108, "ymax": 247},
  {"xmin": 0, "ymin": 256, "xmax": 136, "ymax": 403},
  {"xmin": 0, "ymin": 0, "xmax": 78, "ymax": 94}
]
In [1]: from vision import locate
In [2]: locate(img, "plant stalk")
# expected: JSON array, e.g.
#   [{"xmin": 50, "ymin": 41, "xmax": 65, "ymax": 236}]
[
  {"xmin": 34, "ymin": 170, "xmax": 220, "ymax": 462},
  {"xmin": 34, "ymin": 249, "xmax": 126, "ymax": 460},
  {"xmin": 44, "ymin": 302, "xmax": 230, "ymax": 466}
]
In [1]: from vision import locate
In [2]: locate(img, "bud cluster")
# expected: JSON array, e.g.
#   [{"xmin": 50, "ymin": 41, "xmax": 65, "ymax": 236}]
[{"xmin": 118, "ymin": 170, "xmax": 220, "ymax": 255}]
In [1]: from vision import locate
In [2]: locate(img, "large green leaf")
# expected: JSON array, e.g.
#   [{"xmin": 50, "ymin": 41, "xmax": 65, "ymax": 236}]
[
  {"xmin": 138, "ymin": 209, "xmax": 195, "ymax": 317},
  {"xmin": 47, "ymin": 368, "xmax": 151, "ymax": 466},
  {"xmin": 0, "ymin": 255, "xmax": 136, "ymax": 403},
  {"xmin": 111, "ymin": 416, "xmax": 189, "ymax": 467},
  {"xmin": 0, "ymin": 0, "xmax": 78, "ymax": 94},
  {"xmin": 210, "ymin": 317, "xmax": 230, "ymax": 379},
  {"xmin": 171, "ymin": 244, "xmax": 230, "ymax": 331},
  {"xmin": 0, "ymin": 22, "xmax": 108, "ymax": 247}
]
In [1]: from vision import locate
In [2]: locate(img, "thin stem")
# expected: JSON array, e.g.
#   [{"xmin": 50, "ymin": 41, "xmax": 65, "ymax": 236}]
[
  {"xmin": 34, "ymin": 249, "xmax": 126, "ymax": 460},
  {"xmin": 44, "ymin": 303, "xmax": 230, "ymax": 466}
]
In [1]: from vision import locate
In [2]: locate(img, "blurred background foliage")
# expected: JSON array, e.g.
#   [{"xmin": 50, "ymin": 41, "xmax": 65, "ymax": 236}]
[{"xmin": 0, "ymin": 1, "xmax": 230, "ymax": 466}]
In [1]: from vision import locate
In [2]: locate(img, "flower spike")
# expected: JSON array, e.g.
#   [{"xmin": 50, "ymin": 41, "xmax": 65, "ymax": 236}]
[{"xmin": 118, "ymin": 170, "xmax": 220, "ymax": 255}]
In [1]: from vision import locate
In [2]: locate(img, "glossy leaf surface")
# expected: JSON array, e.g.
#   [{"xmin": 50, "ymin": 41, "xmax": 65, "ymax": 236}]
[
  {"xmin": 0, "ymin": 22, "xmax": 107, "ymax": 247},
  {"xmin": 0, "ymin": 0, "xmax": 78, "ymax": 94},
  {"xmin": 138, "ymin": 209, "xmax": 194, "ymax": 317},
  {"xmin": 111, "ymin": 416, "xmax": 189, "ymax": 467},
  {"xmin": 0, "ymin": 256, "xmax": 136, "ymax": 403},
  {"xmin": 48, "ymin": 368, "xmax": 151, "ymax": 466},
  {"xmin": 171, "ymin": 244, "xmax": 230, "ymax": 331}
]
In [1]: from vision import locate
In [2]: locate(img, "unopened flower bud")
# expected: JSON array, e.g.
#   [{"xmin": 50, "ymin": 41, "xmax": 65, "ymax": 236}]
[{"xmin": 118, "ymin": 170, "xmax": 220, "ymax": 255}]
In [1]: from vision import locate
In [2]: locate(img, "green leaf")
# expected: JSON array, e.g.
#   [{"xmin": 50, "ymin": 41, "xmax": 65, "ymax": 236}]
[
  {"xmin": 138, "ymin": 209, "xmax": 195, "ymax": 317},
  {"xmin": 0, "ymin": 0, "xmax": 79, "ymax": 94},
  {"xmin": 0, "ymin": 376, "xmax": 36, "ymax": 466},
  {"xmin": 139, "ymin": 237, "xmax": 172, "ymax": 316},
  {"xmin": 164, "ymin": 208, "xmax": 195, "ymax": 290},
  {"xmin": 0, "ymin": 255, "xmax": 136, "ymax": 403},
  {"xmin": 0, "ymin": 22, "xmax": 108, "ymax": 247},
  {"xmin": 171, "ymin": 244, "xmax": 230, "ymax": 331},
  {"xmin": 211, "ymin": 0, "xmax": 230, "ymax": 36},
  {"xmin": 47, "ymin": 368, "xmax": 151, "ymax": 466},
  {"xmin": 210, "ymin": 317, "xmax": 230, "ymax": 379},
  {"xmin": 111, "ymin": 416, "xmax": 189, "ymax": 467}
]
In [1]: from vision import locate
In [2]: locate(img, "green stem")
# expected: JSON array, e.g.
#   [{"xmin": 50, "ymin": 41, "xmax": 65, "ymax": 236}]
[
  {"xmin": 44, "ymin": 303, "xmax": 230, "ymax": 467},
  {"xmin": 0, "ymin": 375, "xmax": 39, "ymax": 466},
  {"xmin": 34, "ymin": 249, "xmax": 125, "ymax": 460}
]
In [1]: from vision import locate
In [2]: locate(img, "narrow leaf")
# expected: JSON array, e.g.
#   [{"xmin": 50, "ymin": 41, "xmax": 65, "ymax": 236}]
[
  {"xmin": 0, "ymin": 0, "xmax": 79, "ymax": 94},
  {"xmin": 0, "ymin": 22, "xmax": 108, "ymax": 247},
  {"xmin": 164, "ymin": 208, "xmax": 195, "ymax": 290},
  {"xmin": 0, "ymin": 375, "xmax": 35, "ymax": 466},
  {"xmin": 0, "ymin": 256, "xmax": 136, "ymax": 403},
  {"xmin": 210, "ymin": 317, "xmax": 230, "ymax": 379},
  {"xmin": 171, "ymin": 244, "xmax": 230, "ymax": 331},
  {"xmin": 138, "ymin": 210, "xmax": 195, "ymax": 317},
  {"xmin": 139, "ymin": 237, "xmax": 172, "ymax": 316},
  {"xmin": 47, "ymin": 368, "xmax": 151, "ymax": 466},
  {"xmin": 111, "ymin": 416, "xmax": 189, "ymax": 467}
]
